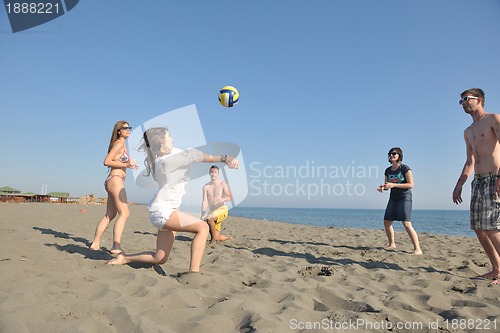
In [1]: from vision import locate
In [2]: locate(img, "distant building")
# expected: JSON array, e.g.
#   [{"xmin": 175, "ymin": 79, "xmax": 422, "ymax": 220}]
[
  {"xmin": 0, "ymin": 186, "xmax": 47, "ymax": 203},
  {"xmin": 0, "ymin": 186, "xmax": 107, "ymax": 204},
  {"xmin": 0, "ymin": 186, "xmax": 20, "ymax": 194}
]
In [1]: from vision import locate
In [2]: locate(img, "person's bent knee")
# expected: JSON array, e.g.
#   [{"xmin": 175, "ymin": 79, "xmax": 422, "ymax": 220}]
[
  {"xmin": 200, "ymin": 222, "xmax": 209, "ymax": 233},
  {"xmin": 158, "ymin": 257, "xmax": 168, "ymax": 264},
  {"xmin": 155, "ymin": 253, "xmax": 168, "ymax": 264}
]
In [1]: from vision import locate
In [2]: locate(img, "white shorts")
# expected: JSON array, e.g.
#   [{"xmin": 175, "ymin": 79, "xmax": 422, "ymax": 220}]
[{"xmin": 149, "ymin": 208, "xmax": 176, "ymax": 230}]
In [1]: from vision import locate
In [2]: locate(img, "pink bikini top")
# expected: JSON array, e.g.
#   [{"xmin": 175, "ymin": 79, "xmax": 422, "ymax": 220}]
[{"xmin": 118, "ymin": 150, "xmax": 129, "ymax": 163}]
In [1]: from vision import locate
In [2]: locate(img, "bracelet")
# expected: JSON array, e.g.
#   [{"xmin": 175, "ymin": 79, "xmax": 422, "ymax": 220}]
[{"xmin": 221, "ymin": 155, "xmax": 227, "ymax": 163}]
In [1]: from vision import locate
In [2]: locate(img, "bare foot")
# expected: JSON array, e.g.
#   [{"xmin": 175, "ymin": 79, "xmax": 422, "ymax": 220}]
[
  {"xmin": 209, "ymin": 235, "xmax": 232, "ymax": 245},
  {"xmin": 89, "ymin": 243, "xmax": 100, "ymax": 251},
  {"xmin": 177, "ymin": 270, "xmax": 200, "ymax": 276},
  {"xmin": 218, "ymin": 235, "xmax": 232, "ymax": 241},
  {"xmin": 386, "ymin": 244, "xmax": 396, "ymax": 250},
  {"xmin": 476, "ymin": 271, "xmax": 500, "ymax": 280},
  {"xmin": 491, "ymin": 278, "xmax": 500, "ymax": 285},
  {"xmin": 107, "ymin": 252, "xmax": 126, "ymax": 265},
  {"xmin": 110, "ymin": 243, "xmax": 124, "ymax": 255},
  {"xmin": 413, "ymin": 249, "xmax": 423, "ymax": 255}
]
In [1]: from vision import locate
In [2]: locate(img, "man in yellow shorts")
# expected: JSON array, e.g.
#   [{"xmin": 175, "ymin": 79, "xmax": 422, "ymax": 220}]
[{"xmin": 201, "ymin": 165, "xmax": 233, "ymax": 243}]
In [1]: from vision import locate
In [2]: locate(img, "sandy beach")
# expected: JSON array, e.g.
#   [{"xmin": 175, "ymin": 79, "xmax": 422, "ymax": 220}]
[{"xmin": 1, "ymin": 203, "xmax": 499, "ymax": 333}]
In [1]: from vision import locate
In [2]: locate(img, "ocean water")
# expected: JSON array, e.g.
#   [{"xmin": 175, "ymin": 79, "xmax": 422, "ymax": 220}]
[{"xmin": 230, "ymin": 207, "xmax": 475, "ymax": 238}]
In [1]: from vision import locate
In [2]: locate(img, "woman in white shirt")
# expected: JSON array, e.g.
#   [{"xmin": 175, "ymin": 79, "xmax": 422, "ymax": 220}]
[{"xmin": 108, "ymin": 127, "xmax": 239, "ymax": 273}]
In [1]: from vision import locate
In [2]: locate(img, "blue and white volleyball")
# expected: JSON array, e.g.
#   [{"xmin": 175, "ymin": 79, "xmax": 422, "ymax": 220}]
[{"xmin": 218, "ymin": 86, "xmax": 239, "ymax": 107}]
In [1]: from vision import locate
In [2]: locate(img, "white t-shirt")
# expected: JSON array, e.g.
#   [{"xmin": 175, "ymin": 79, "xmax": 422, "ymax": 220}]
[{"xmin": 148, "ymin": 147, "xmax": 203, "ymax": 214}]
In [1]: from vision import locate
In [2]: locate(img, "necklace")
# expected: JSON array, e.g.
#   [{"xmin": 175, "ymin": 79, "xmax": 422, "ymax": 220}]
[
  {"xmin": 477, "ymin": 113, "xmax": 487, "ymax": 121},
  {"xmin": 472, "ymin": 113, "xmax": 487, "ymax": 125}
]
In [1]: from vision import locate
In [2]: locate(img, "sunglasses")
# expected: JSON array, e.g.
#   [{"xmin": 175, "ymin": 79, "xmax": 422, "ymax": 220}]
[
  {"xmin": 459, "ymin": 96, "xmax": 478, "ymax": 105},
  {"xmin": 120, "ymin": 126, "xmax": 132, "ymax": 131},
  {"xmin": 389, "ymin": 152, "xmax": 398, "ymax": 156}
]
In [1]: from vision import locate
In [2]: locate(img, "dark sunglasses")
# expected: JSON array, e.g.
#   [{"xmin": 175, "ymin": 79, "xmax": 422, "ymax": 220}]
[
  {"xmin": 459, "ymin": 96, "xmax": 478, "ymax": 105},
  {"xmin": 120, "ymin": 126, "xmax": 132, "ymax": 131},
  {"xmin": 389, "ymin": 152, "xmax": 398, "ymax": 156}
]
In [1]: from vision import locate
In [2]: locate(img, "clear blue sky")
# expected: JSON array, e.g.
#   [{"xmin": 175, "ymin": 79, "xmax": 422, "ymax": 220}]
[{"xmin": 1, "ymin": 0, "xmax": 500, "ymax": 210}]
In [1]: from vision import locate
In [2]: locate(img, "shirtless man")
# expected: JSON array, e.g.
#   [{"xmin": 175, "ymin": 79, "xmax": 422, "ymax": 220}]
[
  {"xmin": 201, "ymin": 165, "xmax": 233, "ymax": 243},
  {"xmin": 453, "ymin": 88, "xmax": 500, "ymax": 284}
]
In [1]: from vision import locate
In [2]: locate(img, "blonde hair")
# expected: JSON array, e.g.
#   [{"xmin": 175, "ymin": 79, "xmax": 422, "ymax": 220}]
[
  {"xmin": 108, "ymin": 120, "xmax": 129, "ymax": 153},
  {"xmin": 138, "ymin": 127, "xmax": 171, "ymax": 180}
]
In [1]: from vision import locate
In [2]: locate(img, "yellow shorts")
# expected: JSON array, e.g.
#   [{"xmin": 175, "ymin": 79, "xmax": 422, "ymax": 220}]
[{"xmin": 211, "ymin": 205, "xmax": 228, "ymax": 231}]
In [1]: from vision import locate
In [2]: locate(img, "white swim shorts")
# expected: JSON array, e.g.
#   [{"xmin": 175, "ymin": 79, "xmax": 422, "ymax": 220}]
[{"xmin": 149, "ymin": 208, "xmax": 176, "ymax": 230}]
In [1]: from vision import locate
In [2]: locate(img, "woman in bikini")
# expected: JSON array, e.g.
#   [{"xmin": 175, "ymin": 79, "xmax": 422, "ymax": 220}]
[{"xmin": 89, "ymin": 120, "xmax": 138, "ymax": 254}]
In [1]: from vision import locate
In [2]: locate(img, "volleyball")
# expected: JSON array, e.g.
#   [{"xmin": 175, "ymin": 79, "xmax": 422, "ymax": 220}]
[{"xmin": 218, "ymin": 86, "xmax": 239, "ymax": 107}]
